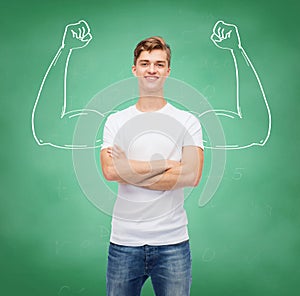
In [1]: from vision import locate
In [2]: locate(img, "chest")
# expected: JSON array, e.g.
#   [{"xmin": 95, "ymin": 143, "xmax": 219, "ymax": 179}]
[{"xmin": 115, "ymin": 112, "xmax": 186, "ymax": 161}]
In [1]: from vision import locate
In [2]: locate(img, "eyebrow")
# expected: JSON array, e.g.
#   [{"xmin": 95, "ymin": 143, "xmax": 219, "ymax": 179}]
[{"xmin": 138, "ymin": 60, "xmax": 166, "ymax": 64}]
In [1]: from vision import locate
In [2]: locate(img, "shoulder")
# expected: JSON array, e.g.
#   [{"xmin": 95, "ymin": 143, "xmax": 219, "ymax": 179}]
[
  {"xmin": 166, "ymin": 102, "xmax": 200, "ymax": 125},
  {"xmin": 108, "ymin": 105, "xmax": 135, "ymax": 118},
  {"xmin": 105, "ymin": 105, "xmax": 136, "ymax": 124}
]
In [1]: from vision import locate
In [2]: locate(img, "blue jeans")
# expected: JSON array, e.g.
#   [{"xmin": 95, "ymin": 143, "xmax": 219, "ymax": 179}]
[{"xmin": 106, "ymin": 240, "xmax": 192, "ymax": 296}]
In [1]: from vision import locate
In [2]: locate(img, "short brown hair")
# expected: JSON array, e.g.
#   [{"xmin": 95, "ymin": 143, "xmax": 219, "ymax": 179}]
[{"xmin": 133, "ymin": 36, "xmax": 171, "ymax": 67}]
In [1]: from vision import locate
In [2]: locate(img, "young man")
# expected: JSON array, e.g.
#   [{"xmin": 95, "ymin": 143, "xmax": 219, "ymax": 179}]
[
  {"xmin": 100, "ymin": 37, "xmax": 204, "ymax": 296},
  {"xmin": 31, "ymin": 19, "xmax": 271, "ymax": 296}
]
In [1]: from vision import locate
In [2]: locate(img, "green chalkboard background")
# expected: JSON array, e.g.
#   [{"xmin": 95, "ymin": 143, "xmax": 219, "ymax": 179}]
[{"xmin": 1, "ymin": 0, "xmax": 299, "ymax": 295}]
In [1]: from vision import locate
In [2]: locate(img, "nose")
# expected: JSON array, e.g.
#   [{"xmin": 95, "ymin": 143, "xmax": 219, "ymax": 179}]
[{"xmin": 148, "ymin": 63, "xmax": 157, "ymax": 74}]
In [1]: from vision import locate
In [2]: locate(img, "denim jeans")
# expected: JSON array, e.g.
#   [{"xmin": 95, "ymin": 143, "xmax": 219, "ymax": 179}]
[{"xmin": 106, "ymin": 240, "xmax": 192, "ymax": 296}]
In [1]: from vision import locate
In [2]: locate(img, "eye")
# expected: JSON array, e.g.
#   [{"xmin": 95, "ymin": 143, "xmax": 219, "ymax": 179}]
[
  {"xmin": 157, "ymin": 63, "xmax": 165, "ymax": 68},
  {"xmin": 140, "ymin": 62, "xmax": 148, "ymax": 67}
]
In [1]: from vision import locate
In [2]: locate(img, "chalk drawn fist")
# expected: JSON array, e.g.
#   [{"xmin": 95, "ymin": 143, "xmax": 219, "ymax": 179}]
[
  {"xmin": 210, "ymin": 20, "xmax": 241, "ymax": 51},
  {"xmin": 62, "ymin": 20, "xmax": 92, "ymax": 50}
]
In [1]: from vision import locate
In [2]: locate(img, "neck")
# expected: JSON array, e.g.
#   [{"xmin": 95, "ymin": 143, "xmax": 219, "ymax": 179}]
[{"xmin": 136, "ymin": 95, "xmax": 167, "ymax": 112}]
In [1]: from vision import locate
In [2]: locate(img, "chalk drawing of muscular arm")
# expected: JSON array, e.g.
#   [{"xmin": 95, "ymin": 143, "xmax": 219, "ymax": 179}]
[
  {"xmin": 32, "ymin": 20, "xmax": 103, "ymax": 149},
  {"xmin": 200, "ymin": 20, "xmax": 272, "ymax": 149}
]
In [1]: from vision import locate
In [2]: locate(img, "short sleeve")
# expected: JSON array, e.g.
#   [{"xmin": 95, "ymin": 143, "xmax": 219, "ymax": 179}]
[
  {"xmin": 101, "ymin": 114, "xmax": 116, "ymax": 150},
  {"xmin": 183, "ymin": 114, "xmax": 204, "ymax": 150}
]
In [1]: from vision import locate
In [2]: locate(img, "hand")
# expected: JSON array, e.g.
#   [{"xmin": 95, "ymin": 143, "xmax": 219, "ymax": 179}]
[
  {"xmin": 210, "ymin": 20, "xmax": 241, "ymax": 51},
  {"xmin": 107, "ymin": 145, "xmax": 131, "ymax": 184},
  {"xmin": 107, "ymin": 145, "xmax": 127, "ymax": 160},
  {"xmin": 107, "ymin": 145, "xmax": 129, "ymax": 174},
  {"xmin": 62, "ymin": 20, "xmax": 92, "ymax": 50}
]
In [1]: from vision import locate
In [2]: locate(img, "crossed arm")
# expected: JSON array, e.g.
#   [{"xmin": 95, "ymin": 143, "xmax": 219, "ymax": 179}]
[{"xmin": 100, "ymin": 145, "xmax": 204, "ymax": 191}]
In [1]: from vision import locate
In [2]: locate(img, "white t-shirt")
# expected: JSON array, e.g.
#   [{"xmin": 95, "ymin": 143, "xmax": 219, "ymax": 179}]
[{"xmin": 101, "ymin": 102, "xmax": 203, "ymax": 246}]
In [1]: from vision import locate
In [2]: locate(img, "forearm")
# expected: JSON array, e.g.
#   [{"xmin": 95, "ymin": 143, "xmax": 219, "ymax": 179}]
[
  {"xmin": 118, "ymin": 159, "xmax": 174, "ymax": 183},
  {"xmin": 136, "ymin": 146, "xmax": 204, "ymax": 190},
  {"xmin": 102, "ymin": 146, "xmax": 203, "ymax": 190},
  {"xmin": 137, "ymin": 162, "xmax": 198, "ymax": 191},
  {"xmin": 103, "ymin": 154, "xmax": 178, "ymax": 184},
  {"xmin": 32, "ymin": 47, "xmax": 72, "ymax": 144},
  {"xmin": 36, "ymin": 47, "xmax": 70, "ymax": 117},
  {"xmin": 232, "ymin": 46, "xmax": 268, "ymax": 119}
]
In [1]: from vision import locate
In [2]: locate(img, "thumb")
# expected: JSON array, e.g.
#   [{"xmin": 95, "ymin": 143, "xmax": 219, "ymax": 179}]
[
  {"xmin": 82, "ymin": 32, "xmax": 92, "ymax": 43},
  {"xmin": 210, "ymin": 33, "xmax": 221, "ymax": 43},
  {"xmin": 210, "ymin": 33, "xmax": 222, "ymax": 47}
]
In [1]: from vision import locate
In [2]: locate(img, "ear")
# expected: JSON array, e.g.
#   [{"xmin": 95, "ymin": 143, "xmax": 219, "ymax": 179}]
[
  {"xmin": 132, "ymin": 65, "xmax": 137, "ymax": 76},
  {"xmin": 166, "ymin": 67, "xmax": 171, "ymax": 77}
]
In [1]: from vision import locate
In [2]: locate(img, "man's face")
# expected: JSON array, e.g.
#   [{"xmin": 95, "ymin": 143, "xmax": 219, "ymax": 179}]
[{"xmin": 132, "ymin": 49, "xmax": 170, "ymax": 94}]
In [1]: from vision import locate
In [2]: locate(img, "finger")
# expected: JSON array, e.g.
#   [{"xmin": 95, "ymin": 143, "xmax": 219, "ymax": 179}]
[
  {"xmin": 221, "ymin": 28, "xmax": 225, "ymax": 39},
  {"xmin": 107, "ymin": 148, "xmax": 113, "ymax": 156},
  {"xmin": 112, "ymin": 146, "xmax": 121, "ymax": 156},
  {"xmin": 110, "ymin": 151, "xmax": 118, "ymax": 158},
  {"xmin": 210, "ymin": 33, "xmax": 223, "ymax": 49},
  {"xmin": 78, "ymin": 20, "xmax": 91, "ymax": 35},
  {"xmin": 217, "ymin": 26, "xmax": 221, "ymax": 38},
  {"xmin": 210, "ymin": 33, "xmax": 221, "ymax": 43},
  {"xmin": 225, "ymin": 30, "xmax": 232, "ymax": 39},
  {"xmin": 212, "ymin": 20, "xmax": 224, "ymax": 34},
  {"xmin": 82, "ymin": 33, "xmax": 93, "ymax": 43},
  {"xmin": 220, "ymin": 22, "xmax": 235, "ymax": 34},
  {"xmin": 215, "ymin": 21, "xmax": 225, "ymax": 35},
  {"xmin": 78, "ymin": 27, "xmax": 83, "ymax": 39},
  {"xmin": 71, "ymin": 29, "xmax": 78, "ymax": 39},
  {"xmin": 114, "ymin": 145, "xmax": 122, "ymax": 152},
  {"xmin": 111, "ymin": 152, "xmax": 119, "ymax": 158},
  {"xmin": 81, "ymin": 26, "xmax": 86, "ymax": 37}
]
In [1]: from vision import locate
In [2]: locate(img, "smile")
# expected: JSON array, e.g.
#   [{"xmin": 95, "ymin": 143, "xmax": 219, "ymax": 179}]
[{"xmin": 145, "ymin": 76, "xmax": 159, "ymax": 81}]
